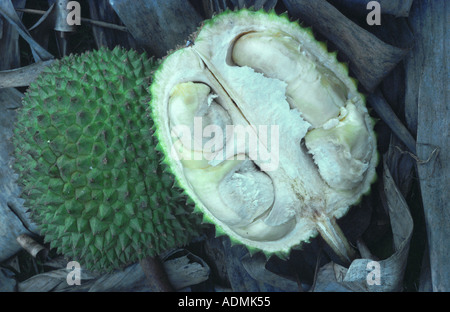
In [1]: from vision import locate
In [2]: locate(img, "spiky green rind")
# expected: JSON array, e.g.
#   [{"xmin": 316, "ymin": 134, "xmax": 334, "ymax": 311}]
[{"xmin": 13, "ymin": 46, "xmax": 203, "ymax": 272}]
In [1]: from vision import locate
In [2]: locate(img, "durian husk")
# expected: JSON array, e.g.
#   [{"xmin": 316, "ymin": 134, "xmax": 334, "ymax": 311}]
[{"xmin": 151, "ymin": 9, "xmax": 378, "ymax": 263}]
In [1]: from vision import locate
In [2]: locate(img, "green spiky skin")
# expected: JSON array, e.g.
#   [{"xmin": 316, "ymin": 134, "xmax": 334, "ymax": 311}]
[{"xmin": 13, "ymin": 47, "xmax": 202, "ymax": 272}]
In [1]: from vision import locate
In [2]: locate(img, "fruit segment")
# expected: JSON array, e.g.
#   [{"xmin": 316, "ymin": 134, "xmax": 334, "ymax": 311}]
[{"xmin": 232, "ymin": 30, "xmax": 347, "ymax": 128}]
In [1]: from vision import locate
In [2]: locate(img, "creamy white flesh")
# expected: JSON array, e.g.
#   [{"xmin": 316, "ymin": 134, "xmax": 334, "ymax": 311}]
[{"xmin": 153, "ymin": 11, "xmax": 377, "ymax": 254}]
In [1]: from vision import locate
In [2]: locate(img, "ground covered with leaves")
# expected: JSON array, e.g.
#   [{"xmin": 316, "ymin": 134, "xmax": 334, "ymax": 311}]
[{"xmin": 0, "ymin": 0, "xmax": 447, "ymax": 292}]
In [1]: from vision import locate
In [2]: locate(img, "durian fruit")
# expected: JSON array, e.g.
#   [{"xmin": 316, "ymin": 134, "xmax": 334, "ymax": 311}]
[
  {"xmin": 13, "ymin": 46, "xmax": 202, "ymax": 272},
  {"xmin": 150, "ymin": 10, "xmax": 378, "ymax": 263}
]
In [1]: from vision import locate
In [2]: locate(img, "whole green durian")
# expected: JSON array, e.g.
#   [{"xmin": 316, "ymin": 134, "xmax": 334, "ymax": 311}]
[{"xmin": 13, "ymin": 46, "xmax": 202, "ymax": 272}]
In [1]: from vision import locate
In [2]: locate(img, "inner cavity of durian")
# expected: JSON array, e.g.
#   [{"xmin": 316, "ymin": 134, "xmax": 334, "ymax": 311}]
[
  {"xmin": 166, "ymin": 30, "xmax": 374, "ymax": 241},
  {"xmin": 168, "ymin": 81, "xmax": 290, "ymax": 241},
  {"xmin": 168, "ymin": 82, "xmax": 231, "ymax": 167},
  {"xmin": 230, "ymin": 30, "xmax": 373, "ymax": 191}
]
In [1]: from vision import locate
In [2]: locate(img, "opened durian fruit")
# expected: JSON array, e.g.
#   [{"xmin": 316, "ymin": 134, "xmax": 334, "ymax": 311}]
[{"xmin": 151, "ymin": 9, "xmax": 378, "ymax": 263}]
